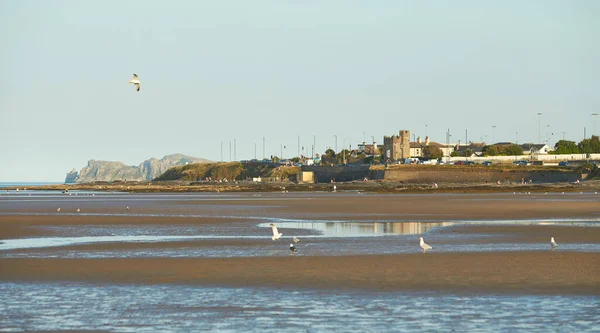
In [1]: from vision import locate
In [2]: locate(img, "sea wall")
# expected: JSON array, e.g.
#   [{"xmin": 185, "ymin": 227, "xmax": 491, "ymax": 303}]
[
  {"xmin": 304, "ymin": 166, "xmax": 579, "ymax": 184},
  {"xmin": 381, "ymin": 168, "xmax": 577, "ymax": 184}
]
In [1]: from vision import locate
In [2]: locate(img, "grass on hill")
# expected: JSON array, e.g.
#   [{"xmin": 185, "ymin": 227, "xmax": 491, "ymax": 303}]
[{"xmin": 154, "ymin": 162, "xmax": 301, "ymax": 181}]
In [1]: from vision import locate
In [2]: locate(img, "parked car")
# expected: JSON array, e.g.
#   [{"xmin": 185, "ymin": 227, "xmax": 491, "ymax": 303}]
[
  {"xmin": 512, "ymin": 160, "xmax": 529, "ymax": 166},
  {"xmin": 482, "ymin": 161, "xmax": 492, "ymax": 166},
  {"xmin": 558, "ymin": 161, "xmax": 571, "ymax": 167},
  {"xmin": 454, "ymin": 161, "xmax": 466, "ymax": 165}
]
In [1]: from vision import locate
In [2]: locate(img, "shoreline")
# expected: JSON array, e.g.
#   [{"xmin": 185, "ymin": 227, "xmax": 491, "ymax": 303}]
[{"xmin": 3, "ymin": 179, "xmax": 598, "ymax": 194}]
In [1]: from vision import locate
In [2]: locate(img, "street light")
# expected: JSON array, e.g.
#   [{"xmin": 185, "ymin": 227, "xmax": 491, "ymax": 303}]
[
  {"xmin": 492, "ymin": 125, "xmax": 496, "ymax": 144},
  {"xmin": 334, "ymin": 135, "xmax": 338, "ymax": 153},
  {"xmin": 592, "ymin": 113, "xmax": 599, "ymax": 136},
  {"xmin": 537, "ymin": 113, "xmax": 543, "ymax": 144}
]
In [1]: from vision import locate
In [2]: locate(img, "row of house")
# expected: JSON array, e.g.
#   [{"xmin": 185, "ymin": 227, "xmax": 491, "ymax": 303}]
[{"xmin": 355, "ymin": 130, "xmax": 551, "ymax": 162}]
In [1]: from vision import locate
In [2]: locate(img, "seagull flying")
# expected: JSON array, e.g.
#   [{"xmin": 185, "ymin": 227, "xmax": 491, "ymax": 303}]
[
  {"xmin": 551, "ymin": 237, "xmax": 558, "ymax": 251},
  {"xmin": 128, "ymin": 73, "xmax": 141, "ymax": 92},
  {"xmin": 270, "ymin": 223, "xmax": 282, "ymax": 241},
  {"xmin": 419, "ymin": 237, "xmax": 432, "ymax": 253},
  {"xmin": 293, "ymin": 237, "xmax": 301, "ymax": 243},
  {"xmin": 290, "ymin": 243, "xmax": 297, "ymax": 254}
]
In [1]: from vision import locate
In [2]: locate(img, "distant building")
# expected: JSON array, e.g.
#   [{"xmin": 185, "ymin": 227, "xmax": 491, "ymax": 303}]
[
  {"xmin": 520, "ymin": 143, "xmax": 550, "ymax": 155},
  {"xmin": 454, "ymin": 142, "xmax": 486, "ymax": 157},
  {"xmin": 296, "ymin": 171, "xmax": 315, "ymax": 184},
  {"xmin": 383, "ymin": 130, "xmax": 410, "ymax": 162},
  {"xmin": 409, "ymin": 136, "xmax": 446, "ymax": 157},
  {"xmin": 357, "ymin": 142, "xmax": 378, "ymax": 155}
]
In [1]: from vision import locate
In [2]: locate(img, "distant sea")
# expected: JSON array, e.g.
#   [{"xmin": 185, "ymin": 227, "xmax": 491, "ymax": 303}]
[{"xmin": 0, "ymin": 182, "xmax": 64, "ymax": 188}]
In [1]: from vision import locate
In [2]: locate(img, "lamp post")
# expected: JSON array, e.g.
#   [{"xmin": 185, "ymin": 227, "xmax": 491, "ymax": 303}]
[
  {"xmin": 537, "ymin": 112, "xmax": 543, "ymax": 143},
  {"xmin": 492, "ymin": 125, "xmax": 496, "ymax": 144},
  {"xmin": 592, "ymin": 113, "xmax": 599, "ymax": 136},
  {"xmin": 313, "ymin": 135, "xmax": 316, "ymax": 159},
  {"xmin": 334, "ymin": 135, "xmax": 338, "ymax": 153}
]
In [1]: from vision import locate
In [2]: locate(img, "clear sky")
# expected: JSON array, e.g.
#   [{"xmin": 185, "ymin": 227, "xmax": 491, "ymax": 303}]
[{"xmin": 1, "ymin": 0, "xmax": 598, "ymax": 181}]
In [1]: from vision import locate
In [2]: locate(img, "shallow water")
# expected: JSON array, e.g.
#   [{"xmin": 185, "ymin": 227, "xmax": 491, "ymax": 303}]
[{"xmin": 0, "ymin": 282, "xmax": 598, "ymax": 333}]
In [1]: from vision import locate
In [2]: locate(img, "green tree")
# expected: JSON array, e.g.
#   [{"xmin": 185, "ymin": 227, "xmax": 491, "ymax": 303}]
[
  {"xmin": 551, "ymin": 140, "xmax": 579, "ymax": 154},
  {"xmin": 336, "ymin": 149, "xmax": 351, "ymax": 164},
  {"xmin": 423, "ymin": 146, "xmax": 443, "ymax": 159},
  {"xmin": 324, "ymin": 149, "xmax": 336, "ymax": 158},
  {"xmin": 483, "ymin": 145, "xmax": 500, "ymax": 156},
  {"xmin": 505, "ymin": 144, "xmax": 523, "ymax": 156},
  {"xmin": 450, "ymin": 151, "xmax": 459, "ymax": 157},
  {"xmin": 577, "ymin": 135, "xmax": 600, "ymax": 154},
  {"xmin": 462, "ymin": 148, "xmax": 474, "ymax": 157}
]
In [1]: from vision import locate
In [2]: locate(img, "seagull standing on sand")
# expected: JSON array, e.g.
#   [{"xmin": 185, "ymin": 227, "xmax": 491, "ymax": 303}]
[
  {"xmin": 126, "ymin": 206, "xmax": 130, "ymax": 211},
  {"xmin": 128, "ymin": 73, "xmax": 141, "ymax": 91},
  {"xmin": 57, "ymin": 208, "xmax": 61, "ymax": 212},
  {"xmin": 290, "ymin": 243, "xmax": 297, "ymax": 254},
  {"xmin": 551, "ymin": 237, "xmax": 558, "ymax": 251},
  {"xmin": 270, "ymin": 223, "xmax": 282, "ymax": 240},
  {"xmin": 76, "ymin": 208, "xmax": 81, "ymax": 213},
  {"xmin": 419, "ymin": 237, "xmax": 432, "ymax": 253}
]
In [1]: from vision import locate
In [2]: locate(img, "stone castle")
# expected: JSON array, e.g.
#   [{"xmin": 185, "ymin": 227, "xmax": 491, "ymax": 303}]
[{"xmin": 383, "ymin": 130, "xmax": 410, "ymax": 162}]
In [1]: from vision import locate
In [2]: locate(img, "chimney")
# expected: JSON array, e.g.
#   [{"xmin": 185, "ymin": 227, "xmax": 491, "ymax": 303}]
[
  {"xmin": 425, "ymin": 136, "xmax": 430, "ymax": 145},
  {"xmin": 417, "ymin": 136, "xmax": 422, "ymax": 144}
]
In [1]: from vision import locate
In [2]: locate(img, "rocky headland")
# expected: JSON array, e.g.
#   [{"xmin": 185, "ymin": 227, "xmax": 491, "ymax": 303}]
[{"xmin": 66, "ymin": 154, "xmax": 211, "ymax": 183}]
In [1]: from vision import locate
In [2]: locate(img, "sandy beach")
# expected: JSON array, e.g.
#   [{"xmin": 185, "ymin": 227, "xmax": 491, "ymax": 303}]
[{"xmin": 1, "ymin": 192, "xmax": 600, "ymax": 295}]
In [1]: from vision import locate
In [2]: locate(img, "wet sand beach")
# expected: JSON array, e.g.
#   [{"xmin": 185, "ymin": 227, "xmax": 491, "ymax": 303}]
[
  {"xmin": 1, "ymin": 252, "xmax": 599, "ymax": 295},
  {"xmin": 1, "ymin": 192, "xmax": 600, "ymax": 295}
]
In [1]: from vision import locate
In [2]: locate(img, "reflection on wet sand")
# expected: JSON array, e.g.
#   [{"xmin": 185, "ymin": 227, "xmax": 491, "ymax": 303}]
[{"xmin": 266, "ymin": 221, "xmax": 454, "ymax": 236}]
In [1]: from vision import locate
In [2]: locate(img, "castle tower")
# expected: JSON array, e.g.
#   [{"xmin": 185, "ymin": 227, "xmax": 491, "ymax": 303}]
[{"xmin": 383, "ymin": 130, "xmax": 411, "ymax": 162}]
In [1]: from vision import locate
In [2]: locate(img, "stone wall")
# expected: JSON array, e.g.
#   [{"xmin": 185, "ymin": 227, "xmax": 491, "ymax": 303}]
[
  {"xmin": 382, "ymin": 168, "xmax": 578, "ymax": 184},
  {"xmin": 304, "ymin": 165, "xmax": 578, "ymax": 184}
]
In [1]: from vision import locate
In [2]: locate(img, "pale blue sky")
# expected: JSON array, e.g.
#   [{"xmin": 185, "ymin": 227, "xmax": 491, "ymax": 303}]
[{"xmin": 1, "ymin": 1, "xmax": 598, "ymax": 181}]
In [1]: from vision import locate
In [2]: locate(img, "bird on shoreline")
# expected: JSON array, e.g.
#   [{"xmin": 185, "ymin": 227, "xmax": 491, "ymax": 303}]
[
  {"xmin": 56, "ymin": 208, "xmax": 61, "ymax": 212},
  {"xmin": 76, "ymin": 208, "xmax": 81, "ymax": 213},
  {"xmin": 419, "ymin": 237, "xmax": 432, "ymax": 253},
  {"xmin": 290, "ymin": 243, "xmax": 297, "ymax": 254},
  {"xmin": 126, "ymin": 206, "xmax": 130, "ymax": 211},
  {"xmin": 128, "ymin": 73, "xmax": 140, "ymax": 91},
  {"xmin": 293, "ymin": 237, "xmax": 301, "ymax": 243},
  {"xmin": 270, "ymin": 223, "xmax": 282, "ymax": 240},
  {"xmin": 551, "ymin": 237, "xmax": 558, "ymax": 251}
]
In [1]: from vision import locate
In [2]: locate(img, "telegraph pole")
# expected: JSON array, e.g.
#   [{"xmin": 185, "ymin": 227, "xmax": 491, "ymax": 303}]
[{"xmin": 537, "ymin": 112, "xmax": 543, "ymax": 143}]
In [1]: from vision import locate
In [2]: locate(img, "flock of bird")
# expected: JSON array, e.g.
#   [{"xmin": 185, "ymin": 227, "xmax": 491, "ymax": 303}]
[
  {"xmin": 55, "ymin": 204, "xmax": 561, "ymax": 254},
  {"xmin": 270, "ymin": 223, "xmax": 559, "ymax": 254}
]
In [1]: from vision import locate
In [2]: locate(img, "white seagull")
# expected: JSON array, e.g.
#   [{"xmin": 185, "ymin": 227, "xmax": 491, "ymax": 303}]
[
  {"xmin": 551, "ymin": 237, "xmax": 558, "ymax": 251},
  {"xmin": 56, "ymin": 208, "xmax": 61, "ymax": 212},
  {"xmin": 270, "ymin": 223, "xmax": 282, "ymax": 240},
  {"xmin": 289, "ymin": 243, "xmax": 297, "ymax": 254},
  {"xmin": 419, "ymin": 237, "xmax": 432, "ymax": 253},
  {"xmin": 293, "ymin": 237, "xmax": 301, "ymax": 243},
  {"xmin": 76, "ymin": 208, "xmax": 81, "ymax": 213},
  {"xmin": 128, "ymin": 73, "xmax": 141, "ymax": 92},
  {"xmin": 126, "ymin": 206, "xmax": 130, "ymax": 211}
]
